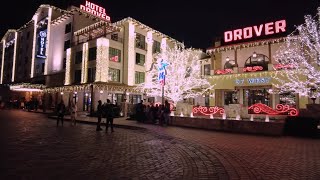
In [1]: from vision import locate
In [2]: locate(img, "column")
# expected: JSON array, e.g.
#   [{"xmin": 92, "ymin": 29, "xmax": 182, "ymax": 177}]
[
  {"xmin": 95, "ymin": 37, "xmax": 109, "ymax": 82},
  {"xmin": 31, "ymin": 14, "xmax": 38, "ymax": 78},
  {"xmin": 145, "ymin": 31, "xmax": 153, "ymax": 84},
  {"xmin": 81, "ymin": 42, "xmax": 89, "ymax": 83},
  {"xmin": 123, "ymin": 21, "xmax": 135, "ymax": 86},
  {"xmin": 1, "ymin": 40, "xmax": 5, "ymax": 84},
  {"xmin": 64, "ymin": 48, "xmax": 72, "ymax": 85},
  {"xmin": 44, "ymin": 7, "xmax": 52, "ymax": 75},
  {"xmin": 11, "ymin": 31, "xmax": 18, "ymax": 82},
  {"xmin": 161, "ymin": 38, "xmax": 167, "ymax": 52}
]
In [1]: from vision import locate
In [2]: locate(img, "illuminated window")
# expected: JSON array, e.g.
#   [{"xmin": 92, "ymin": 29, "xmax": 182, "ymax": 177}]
[
  {"xmin": 135, "ymin": 71, "xmax": 145, "ymax": 84},
  {"xmin": 109, "ymin": 47, "xmax": 121, "ymax": 62},
  {"xmin": 135, "ymin": 53, "xmax": 145, "ymax": 66},
  {"xmin": 204, "ymin": 64, "xmax": 211, "ymax": 75},
  {"xmin": 244, "ymin": 53, "xmax": 269, "ymax": 71},
  {"xmin": 243, "ymin": 88, "xmax": 270, "ymax": 107},
  {"xmin": 153, "ymin": 41, "xmax": 161, "ymax": 53},
  {"xmin": 108, "ymin": 68, "xmax": 120, "ymax": 82},
  {"xmin": 135, "ymin": 33, "xmax": 146, "ymax": 50}
]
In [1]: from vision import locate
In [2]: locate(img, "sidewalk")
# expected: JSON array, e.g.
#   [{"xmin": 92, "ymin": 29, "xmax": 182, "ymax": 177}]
[{"xmin": 47, "ymin": 112, "xmax": 156, "ymax": 131}]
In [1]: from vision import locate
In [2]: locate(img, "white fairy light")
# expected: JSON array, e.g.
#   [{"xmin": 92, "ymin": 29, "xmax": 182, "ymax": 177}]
[
  {"xmin": 135, "ymin": 44, "xmax": 214, "ymax": 105},
  {"xmin": 64, "ymin": 48, "xmax": 72, "ymax": 85},
  {"xmin": 0, "ymin": 40, "xmax": 5, "ymax": 84},
  {"xmin": 95, "ymin": 38, "xmax": 109, "ymax": 82},
  {"xmin": 31, "ymin": 14, "xmax": 38, "ymax": 78},
  {"xmin": 81, "ymin": 42, "xmax": 88, "ymax": 83},
  {"xmin": 11, "ymin": 31, "xmax": 18, "ymax": 82},
  {"xmin": 274, "ymin": 7, "xmax": 320, "ymax": 98}
]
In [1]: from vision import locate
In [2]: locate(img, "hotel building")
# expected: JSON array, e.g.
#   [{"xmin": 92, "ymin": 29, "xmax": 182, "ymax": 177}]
[{"xmin": 0, "ymin": 3, "xmax": 180, "ymax": 113}]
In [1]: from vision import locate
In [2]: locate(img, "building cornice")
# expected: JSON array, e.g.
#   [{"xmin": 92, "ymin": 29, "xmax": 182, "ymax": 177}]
[{"xmin": 206, "ymin": 37, "xmax": 287, "ymax": 54}]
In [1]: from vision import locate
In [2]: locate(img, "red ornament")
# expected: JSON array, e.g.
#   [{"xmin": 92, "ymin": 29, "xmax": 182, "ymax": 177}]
[
  {"xmin": 248, "ymin": 103, "xmax": 298, "ymax": 116},
  {"xmin": 243, "ymin": 66, "xmax": 263, "ymax": 72},
  {"xmin": 192, "ymin": 106, "xmax": 225, "ymax": 116}
]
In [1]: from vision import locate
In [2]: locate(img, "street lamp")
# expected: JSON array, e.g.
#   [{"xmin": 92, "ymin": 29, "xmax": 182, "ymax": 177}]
[{"xmin": 252, "ymin": 52, "xmax": 257, "ymax": 58}]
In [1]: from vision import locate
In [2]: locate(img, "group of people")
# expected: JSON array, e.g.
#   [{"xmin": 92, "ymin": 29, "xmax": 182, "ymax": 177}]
[
  {"xmin": 55, "ymin": 99, "xmax": 115, "ymax": 133},
  {"xmin": 135, "ymin": 100, "xmax": 171, "ymax": 125}
]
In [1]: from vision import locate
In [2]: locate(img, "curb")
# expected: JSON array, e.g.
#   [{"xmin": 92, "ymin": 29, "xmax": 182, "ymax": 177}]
[{"xmin": 48, "ymin": 116, "xmax": 146, "ymax": 131}]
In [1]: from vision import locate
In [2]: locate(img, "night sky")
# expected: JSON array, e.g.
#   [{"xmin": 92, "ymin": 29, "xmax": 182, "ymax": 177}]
[{"xmin": 1, "ymin": 0, "xmax": 319, "ymax": 49}]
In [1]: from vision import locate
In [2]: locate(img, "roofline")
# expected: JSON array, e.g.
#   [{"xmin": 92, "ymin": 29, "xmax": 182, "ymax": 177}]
[
  {"xmin": 206, "ymin": 37, "xmax": 287, "ymax": 53},
  {"xmin": 1, "ymin": 29, "xmax": 17, "ymax": 42},
  {"xmin": 113, "ymin": 17, "xmax": 182, "ymax": 45}
]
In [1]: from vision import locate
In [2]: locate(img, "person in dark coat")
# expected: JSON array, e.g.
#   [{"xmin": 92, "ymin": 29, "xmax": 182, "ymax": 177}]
[
  {"xmin": 56, "ymin": 100, "xmax": 66, "ymax": 126},
  {"xmin": 104, "ymin": 99, "xmax": 114, "ymax": 132},
  {"xmin": 96, "ymin": 100, "xmax": 103, "ymax": 131}
]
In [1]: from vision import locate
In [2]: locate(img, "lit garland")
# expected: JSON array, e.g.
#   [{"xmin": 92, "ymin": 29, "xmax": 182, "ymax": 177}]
[
  {"xmin": 31, "ymin": 14, "xmax": 38, "ymax": 78},
  {"xmin": 81, "ymin": 42, "xmax": 88, "ymax": 83},
  {"xmin": 145, "ymin": 31, "xmax": 153, "ymax": 84},
  {"xmin": 11, "ymin": 32, "xmax": 18, "ymax": 82},
  {"xmin": 273, "ymin": 7, "xmax": 320, "ymax": 98},
  {"xmin": 95, "ymin": 38, "xmax": 109, "ymax": 82},
  {"xmin": 0, "ymin": 40, "xmax": 5, "ymax": 84},
  {"xmin": 127, "ymin": 22, "xmax": 135, "ymax": 85},
  {"xmin": 64, "ymin": 48, "xmax": 72, "ymax": 85},
  {"xmin": 135, "ymin": 44, "xmax": 214, "ymax": 104}
]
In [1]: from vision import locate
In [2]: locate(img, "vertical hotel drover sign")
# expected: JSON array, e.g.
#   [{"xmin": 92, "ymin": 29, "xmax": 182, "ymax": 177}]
[
  {"xmin": 80, "ymin": 0, "xmax": 111, "ymax": 21},
  {"xmin": 36, "ymin": 18, "xmax": 48, "ymax": 59}
]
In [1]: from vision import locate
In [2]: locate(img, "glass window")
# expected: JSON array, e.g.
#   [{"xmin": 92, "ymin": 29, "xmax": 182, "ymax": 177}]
[
  {"xmin": 74, "ymin": 70, "xmax": 81, "ymax": 83},
  {"xmin": 87, "ymin": 67, "xmax": 96, "ymax": 82},
  {"xmin": 129, "ymin": 94, "xmax": 141, "ymax": 104},
  {"xmin": 111, "ymin": 33, "xmax": 118, "ymax": 41},
  {"xmin": 205, "ymin": 95, "xmax": 210, "ymax": 106},
  {"xmin": 63, "ymin": 58, "xmax": 66, "ymax": 69},
  {"xmin": 135, "ymin": 53, "xmax": 145, "ymax": 66},
  {"xmin": 153, "ymin": 41, "xmax": 161, "ymax": 53},
  {"xmin": 204, "ymin": 64, "xmax": 211, "ymax": 75},
  {"xmin": 88, "ymin": 47, "xmax": 97, "ymax": 61},
  {"xmin": 243, "ymin": 88, "xmax": 270, "ymax": 107},
  {"xmin": 75, "ymin": 51, "xmax": 82, "ymax": 64},
  {"xmin": 135, "ymin": 33, "xmax": 146, "ymax": 50},
  {"xmin": 109, "ymin": 47, "xmax": 121, "ymax": 62},
  {"xmin": 65, "ymin": 23, "xmax": 72, "ymax": 34},
  {"xmin": 135, "ymin": 71, "xmax": 145, "ymax": 84},
  {"xmin": 108, "ymin": 68, "xmax": 120, "ymax": 82},
  {"xmin": 64, "ymin": 40, "xmax": 70, "ymax": 51}
]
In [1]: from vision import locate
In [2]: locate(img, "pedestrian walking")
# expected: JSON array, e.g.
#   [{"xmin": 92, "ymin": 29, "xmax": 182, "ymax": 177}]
[
  {"xmin": 104, "ymin": 99, "xmax": 114, "ymax": 132},
  {"xmin": 56, "ymin": 100, "xmax": 66, "ymax": 126},
  {"xmin": 164, "ymin": 100, "xmax": 171, "ymax": 125},
  {"xmin": 96, "ymin": 100, "xmax": 103, "ymax": 131},
  {"xmin": 70, "ymin": 101, "xmax": 77, "ymax": 126}
]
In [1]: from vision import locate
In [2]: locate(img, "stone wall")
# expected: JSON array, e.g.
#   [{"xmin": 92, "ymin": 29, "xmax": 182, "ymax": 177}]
[{"xmin": 170, "ymin": 116, "xmax": 285, "ymax": 136}]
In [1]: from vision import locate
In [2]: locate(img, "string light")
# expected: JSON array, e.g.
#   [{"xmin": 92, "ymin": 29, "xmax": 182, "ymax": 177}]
[
  {"xmin": 31, "ymin": 14, "xmax": 38, "ymax": 78},
  {"xmin": 81, "ymin": 42, "xmax": 88, "ymax": 83},
  {"xmin": 95, "ymin": 38, "xmax": 109, "ymax": 82},
  {"xmin": 1, "ymin": 40, "xmax": 5, "ymax": 84},
  {"xmin": 135, "ymin": 44, "xmax": 214, "ymax": 104},
  {"xmin": 273, "ymin": 7, "xmax": 320, "ymax": 98},
  {"xmin": 64, "ymin": 48, "xmax": 72, "ymax": 85}
]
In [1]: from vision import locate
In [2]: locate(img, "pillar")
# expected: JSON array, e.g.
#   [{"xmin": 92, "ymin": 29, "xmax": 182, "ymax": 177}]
[
  {"xmin": 123, "ymin": 21, "xmax": 135, "ymax": 86},
  {"xmin": 95, "ymin": 37, "xmax": 109, "ymax": 82}
]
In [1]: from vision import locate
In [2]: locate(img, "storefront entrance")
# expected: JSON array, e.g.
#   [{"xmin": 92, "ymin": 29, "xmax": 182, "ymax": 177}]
[{"xmin": 243, "ymin": 88, "xmax": 271, "ymax": 107}]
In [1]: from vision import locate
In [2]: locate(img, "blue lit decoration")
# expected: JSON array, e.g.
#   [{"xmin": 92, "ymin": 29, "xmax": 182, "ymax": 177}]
[
  {"xmin": 157, "ymin": 59, "xmax": 169, "ymax": 86},
  {"xmin": 36, "ymin": 18, "xmax": 48, "ymax": 59},
  {"xmin": 235, "ymin": 77, "xmax": 271, "ymax": 85}
]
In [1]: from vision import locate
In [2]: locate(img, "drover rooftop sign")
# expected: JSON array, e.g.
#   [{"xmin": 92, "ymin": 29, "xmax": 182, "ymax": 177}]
[
  {"xmin": 80, "ymin": 0, "xmax": 111, "ymax": 21},
  {"xmin": 224, "ymin": 20, "xmax": 286, "ymax": 43}
]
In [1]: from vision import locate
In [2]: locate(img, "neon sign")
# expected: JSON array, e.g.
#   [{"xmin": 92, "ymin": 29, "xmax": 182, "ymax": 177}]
[
  {"xmin": 36, "ymin": 30, "xmax": 47, "ymax": 58},
  {"xmin": 248, "ymin": 103, "xmax": 298, "ymax": 116},
  {"xmin": 235, "ymin": 77, "xmax": 271, "ymax": 85},
  {"xmin": 192, "ymin": 106, "xmax": 224, "ymax": 116},
  {"xmin": 80, "ymin": 1, "xmax": 111, "ymax": 21},
  {"xmin": 224, "ymin": 20, "xmax": 286, "ymax": 42}
]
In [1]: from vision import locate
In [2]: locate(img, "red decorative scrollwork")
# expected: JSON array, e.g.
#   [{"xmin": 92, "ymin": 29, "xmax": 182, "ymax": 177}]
[
  {"xmin": 248, "ymin": 103, "xmax": 298, "ymax": 116},
  {"xmin": 192, "ymin": 106, "xmax": 225, "ymax": 116},
  {"xmin": 273, "ymin": 64, "xmax": 296, "ymax": 70},
  {"xmin": 215, "ymin": 69, "xmax": 233, "ymax": 75},
  {"xmin": 243, "ymin": 66, "xmax": 263, "ymax": 72}
]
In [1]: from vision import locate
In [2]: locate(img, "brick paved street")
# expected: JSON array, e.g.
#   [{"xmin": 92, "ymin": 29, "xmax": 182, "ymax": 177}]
[{"xmin": 1, "ymin": 110, "xmax": 320, "ymax": 180}]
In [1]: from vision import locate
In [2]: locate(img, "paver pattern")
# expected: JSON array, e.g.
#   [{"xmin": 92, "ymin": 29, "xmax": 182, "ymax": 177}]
[{"xmin": 1, "ymin": 110, "xmax": 320, "ymax": 180}]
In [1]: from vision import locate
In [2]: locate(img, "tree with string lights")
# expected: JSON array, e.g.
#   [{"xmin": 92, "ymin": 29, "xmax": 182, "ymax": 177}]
[
  {"xmin": 135, "ymin": 44, "xmax": 213, "ymax": 105},
  {"xmin": 273, "ymin": 7, "xmax": 320, "ymax": 103}
]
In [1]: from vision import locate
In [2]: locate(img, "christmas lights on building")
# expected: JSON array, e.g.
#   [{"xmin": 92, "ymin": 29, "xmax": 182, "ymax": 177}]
[
  {"xmin": 274, "ymin": 7, "xmax": 320, "ymax": 98},
  {"xmin": 135, "ymin": 44, "xmax": 213, "ymax": 104}
]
